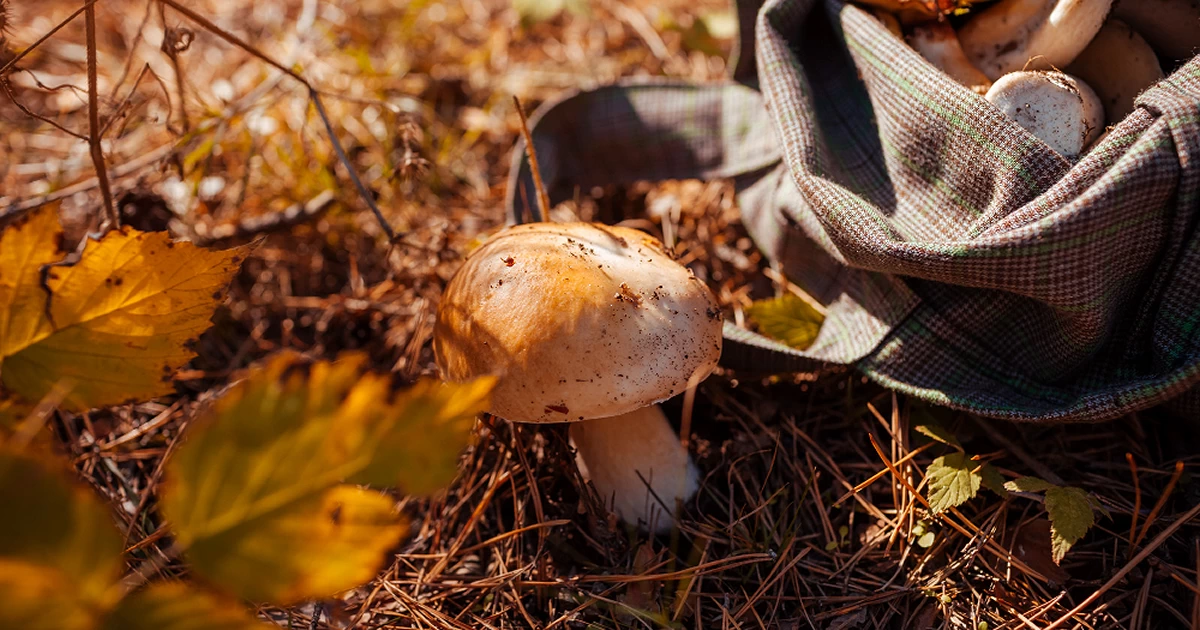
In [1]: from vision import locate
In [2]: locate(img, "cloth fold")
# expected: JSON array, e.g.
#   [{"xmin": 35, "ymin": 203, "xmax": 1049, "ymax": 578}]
[{"xmin": 507, "ymin": 0, "xmax": 1200, "ymax": 423}]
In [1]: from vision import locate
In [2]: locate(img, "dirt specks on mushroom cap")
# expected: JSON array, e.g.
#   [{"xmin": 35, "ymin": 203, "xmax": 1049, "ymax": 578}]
[{"xmin": 434, "ymin": 222, "xmax": 723, "ymax": 424}]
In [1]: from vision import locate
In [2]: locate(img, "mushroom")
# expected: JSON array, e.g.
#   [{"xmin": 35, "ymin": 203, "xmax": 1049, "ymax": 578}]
[
  {"xmin": 870, "ymin": 7, "xmax": 905, "ymax": 38},
  {"xmin": 984, "ymin": 70, "xmax": 1104, "ymax": 159},
  {"xmin": 1112, "ymin": 0, "xmax": 1200, "ymax": 63},
  {"xmin": 433, "ymin": 222, "xmax": 723, "ymax": 532},
  {"xmin": 907, "ymin": 22, "xmax": 992, "ymax": 94},
  {"xmin": 1065, "ymin": 20, "xmax": 1164, "ymax": 124},
  {"xmin": 958, "ymin": 0, "xmax": 1114, "ymax": 80}
]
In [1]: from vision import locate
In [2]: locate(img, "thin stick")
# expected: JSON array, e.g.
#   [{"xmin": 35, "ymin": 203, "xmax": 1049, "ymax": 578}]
[
  {"xmin": 0, "ymin": 0, "xmax": 99, "ymax": 77},
  {"xmin": 1126, "ymin": 453, "xmax": 1141, "ymax": 552},
  {"xmin": 512, "ymin": 96, "xmax": 549, "ymax": 223},
  {"xmin": 1043, "ymin": 500, "xmax": 1200, "ymax": 630},
  {"xmin": 85, "ymin": 3, "xmax": 118, "ymax": 228},
  {"xmin": 1131, "ymin": 460, "xmax": 1185, "ymax": 550},
  {"xmin": 156, "ymin": 0, "xmax": 397, "ymax": 241}
]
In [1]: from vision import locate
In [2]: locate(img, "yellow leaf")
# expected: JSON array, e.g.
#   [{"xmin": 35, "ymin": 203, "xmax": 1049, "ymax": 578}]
[
  {"xmin": 185, "ymin": 486, "xmax": 405, "ymax": 603},
  {"xmin": 0, "ymin": 561, "xmax": 98, "ymax": 630},
  {"xmin": 0, "ymin": 449, "xmax": 124, "ymax": 625},
  {"xmin": 0, "ymin": 209, "xmax": 245, "ymax": 411},
  {"xmin": 0, "ymin": 206, "xmax": 62, "ymax": 360},
  {"xmin": 745, "ymin": 294, "xmax": 824, "ymax": 350},
  {"xmin": 102, "ymin": 582, "xmax": 271, "ymax": 630},
  {"xmin": 350, "ymin": 376, "xmax": 493, "ymax": 494},
  {"xmin": 162, "ymin": 352, "xmax": 492, "ymax": 604}
]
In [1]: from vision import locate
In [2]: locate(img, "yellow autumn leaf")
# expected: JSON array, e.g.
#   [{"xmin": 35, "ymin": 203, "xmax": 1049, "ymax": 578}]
[
  {"xmin": 0, "ymin": 205, "xmax": 245, "ymax": 411},
  {"xmin": 101, "ymin": 582, "xmax": 270, "ymax": 630},
  {"xmin": 0, "ymin": 449, "xmax": 125, "ymax": 628},
  {"xmin": 162, "ymin": 351, "xmax": 493, "ymax": 604},
  {"xmin": 745, "ymin": 293, "xmax": 824, "ymax": 350}
]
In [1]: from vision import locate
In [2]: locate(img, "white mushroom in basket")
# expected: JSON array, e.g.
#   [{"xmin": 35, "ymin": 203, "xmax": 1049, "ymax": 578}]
[
  {"xmin": 985, "ymin": 70, "xmax": 1104, "ymax": 159},
  {"xmin": 434, "ymin": 222, "xmax": 723, "ymax": 532},
  {"xmin": 1066, "ymin": 20, "xmax": 1165, "ymax": 124},
  {"xmin": 1112, "ymin": 0, "xmax": 1200, "ymax": 63},
  {"xmin": 958, "ymin": 0, "xmax": 1114, "ymax": 80}
]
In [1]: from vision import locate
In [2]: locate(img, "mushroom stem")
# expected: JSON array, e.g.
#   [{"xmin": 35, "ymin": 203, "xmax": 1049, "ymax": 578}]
[
  {"xmin": 570, "ymin": 404, "xmax": 699, "ymax": 534},
  {"xmin": 908, "ymin": 22, "xmax": 992, "ymax": 94},
  {"xmin": 959, "ymin": 0, "xmax": 1114, "ymax": 80}
]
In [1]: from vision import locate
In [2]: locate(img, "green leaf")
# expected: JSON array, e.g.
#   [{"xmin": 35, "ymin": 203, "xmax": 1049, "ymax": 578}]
[
  {"xmin": 916, "ymin": 531, "xmax": 936, "ymax": 548},
  {"xmin": 1044, "ymin": 486, "xmax": 1095, "ymax": 564},
  {"xmin": 914, "ymin": 422, "xmax": 962, "ymax": 450},
  {"xmin": 1004, "ymin": 476, "xmax": 1056, "ymax": 494},
  {"xmin": 0, "ymin": 449, "xmax": 124, "ymax": 625},
  {"xmin": 162, "ymin": 352, "xmax": 492, "ymax": 604},
  {"xmin": 745, "ymin": 294, "xmax": 824, "ymax": 350},
  {"xmin": 513, "ymin": 0, "xmax": 588, "ymax": 25},
  {"xmin": 926, "ymin": 452, "xmax": 981, "ymax": 513},
  {"xmin": 102, "ymin": 582, "xmax": 269, "ymax": 630},
  {"xmin": 979, "ymin": 463, "xmax": 1010, "ymax": 499}
]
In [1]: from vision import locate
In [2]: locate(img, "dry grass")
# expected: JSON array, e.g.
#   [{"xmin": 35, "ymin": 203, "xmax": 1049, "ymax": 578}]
[{"xmin": 3, "ymin": 0, "xmax": 1200, "ymax": 628}]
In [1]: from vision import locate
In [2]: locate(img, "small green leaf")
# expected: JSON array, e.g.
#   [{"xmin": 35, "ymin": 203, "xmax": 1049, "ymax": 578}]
[
  {"xmin": 979, "ymin": 463, "xmax": 1010, "ymax": 499},
  {"xmin": 1004, "ymin": 476, "xmax": 1056, "ymax": 494},
  {"xmin": 745, "ymin": 294, "xmax": 824, "ymax": 350},
  {"xmin": 917, "ymin": 531, "xmax": 936, "ymax": 548},
  {"xmin": 914, "ymin": 422, "xmax": 962, "ymax": 450},
  {"xmin": 926, "ymin": 452, "xmax": 981, "ymax": 513},
  {"xmin": 1044, "ymin": 486, "xmax": 1095, "ymax": 564}
]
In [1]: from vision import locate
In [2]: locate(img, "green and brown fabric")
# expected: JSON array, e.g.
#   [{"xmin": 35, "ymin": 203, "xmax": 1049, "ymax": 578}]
[{"xmin": 506, "ymin": 0, "xmax": 1200, "ymax": 424}]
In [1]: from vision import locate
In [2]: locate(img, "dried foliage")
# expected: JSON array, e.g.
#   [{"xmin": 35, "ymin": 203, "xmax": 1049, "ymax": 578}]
[{"xmin": 3, "ymin": 1, "xmax": 1199, "ymax": 628}]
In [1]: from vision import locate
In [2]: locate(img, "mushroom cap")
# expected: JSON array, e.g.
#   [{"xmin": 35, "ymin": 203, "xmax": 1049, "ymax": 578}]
[
  {"xmin": 434, "ymin": 222, "xmax": 723, "ymax": 424},
  {"xmin": 985, "ymin": 70, "xmax": 1104, "ymax": 159}
]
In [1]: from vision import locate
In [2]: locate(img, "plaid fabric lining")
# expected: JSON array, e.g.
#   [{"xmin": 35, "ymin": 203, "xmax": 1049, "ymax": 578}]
[{"xmin": 508, "ymin": 0, "xmax": 1200, "ymax": 423}]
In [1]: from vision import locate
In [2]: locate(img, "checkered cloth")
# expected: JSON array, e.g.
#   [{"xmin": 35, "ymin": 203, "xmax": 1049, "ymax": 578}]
[{"xmin": 506, "ymin": 0, "xmax": 1200, "ymax": 423}]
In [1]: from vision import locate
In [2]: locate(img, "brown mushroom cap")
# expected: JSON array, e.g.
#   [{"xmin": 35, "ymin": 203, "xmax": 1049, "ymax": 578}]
[{"xmin": 434, "ymin": 222, "xmax": 723, "ymax": 424}]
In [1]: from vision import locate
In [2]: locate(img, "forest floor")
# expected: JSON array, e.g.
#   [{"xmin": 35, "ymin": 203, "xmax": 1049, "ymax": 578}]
[{"xmin": 3, "ymin": 0, "xmax": 1199, "ymax": 628}]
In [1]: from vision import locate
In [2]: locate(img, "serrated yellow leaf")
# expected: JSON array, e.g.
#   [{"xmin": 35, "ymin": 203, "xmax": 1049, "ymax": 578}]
[
  {"xmin": 350, "ymin": 375, "xmax": 494, "ymax": 494},
  {"xmin": 926, "ymin": 452, "xmax": 981, "ymax": 513},
  {"xmin": 163, "ymin": 352, "xmax": 491, "ymax": 604},
  {"xmin": 185, "ymin": 485, "xmax": 405, "ymax": 604},
  {"xmin": 0, "ymin": 213, "xmax": 245, "ymax": 411},
  {"xmin": 745, "ymin": 294, "xmax": 824, "ymax": 350},
  {"xmin": 1044, "ymin": 486, "xmax": 1095, "ymax": 564},
  {"xmin": 0, "ymin": 449, "xmax": 124, "ymax": 624},
  {"xmin": 102, "ymin": 582, "xmax": 270, "ymax": 630}
]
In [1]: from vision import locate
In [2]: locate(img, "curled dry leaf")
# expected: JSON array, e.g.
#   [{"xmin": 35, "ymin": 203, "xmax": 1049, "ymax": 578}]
[{"xmin": 0, "ymin": 206, "xmax": 246, "ymax": 411}]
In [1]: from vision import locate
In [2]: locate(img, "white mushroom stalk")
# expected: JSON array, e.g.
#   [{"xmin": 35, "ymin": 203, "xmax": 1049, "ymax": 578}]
[
  {"xmin": 985, "ymin": 70, "xmax": 1104, "ymax": 159},
  {"xmin": 434, "ymin": 222, "xmax": 723, "ymax": 532},
  {"xmin": 570, "ymin": 405, "xmax": 699, "ymax": 533},
  {"xmin": 908, "ymin": 22, "xmax": 992, "ymax": 94},
  {"xmin": 1066, "ymin": 20, "xmax": 1164, "ymax": 124},
  {"xmin": 958, "ymin": 0, "xmax": 1115, "ymax": 81}
]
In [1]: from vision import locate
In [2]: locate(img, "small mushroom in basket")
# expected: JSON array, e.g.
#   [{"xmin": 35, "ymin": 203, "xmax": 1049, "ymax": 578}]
[
  {"xmin": 984, "ymin": 70, "xmax": 1104, "ymax": 159},
  {"xmin": 1066, "ymin": 20, "xmax": 1165, "ymax": 124},
  {"xmin": 958, "ymin": 0, "xmax": 1114, "ymax": 80},
  {"xmin": 1112, "ymin": 0, "xmax": 1200, "ymax": 64},
  {"xmin": 434, "ymin": 222, "xmax": 723, "ymax": 532}
]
